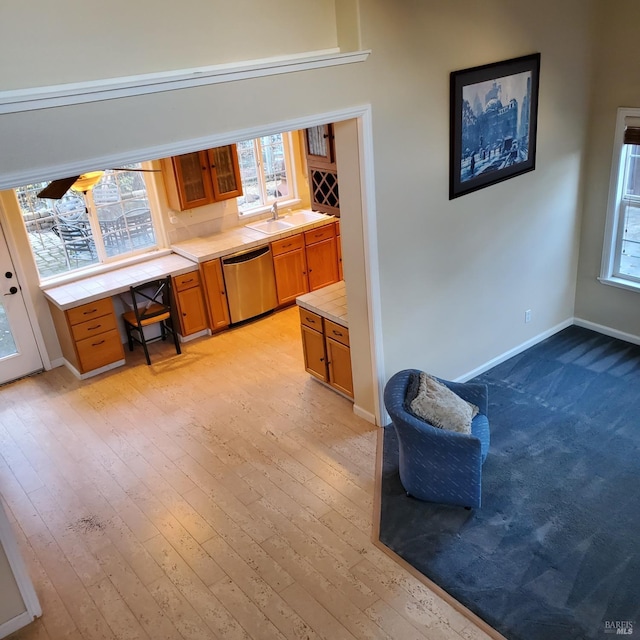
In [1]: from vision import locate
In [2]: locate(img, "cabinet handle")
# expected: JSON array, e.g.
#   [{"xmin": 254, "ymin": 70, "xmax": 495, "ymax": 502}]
[
  {"xmin": 320, "ymin": 357, "xmax": 325, "ymax": 362},
  {"xmin": 332, "ymin": 330, "xmax": 343, "ymax": 337},
  {"xmin": 282, "ymin": 243, "xmax": 292, "ymax": 248},
  {"xmin": 305, "ymin": 316, "xmax": 316, "ymax": 324},
  {"xmin": 83, "ymin": 308, "xmax": 98, "ymax": 315},
  {"xmin": 88, "ymin": 324, "xmax": 102, "ymax": 331},
  {"xmin": 183, "ymin": 278, "xmax": 194, "ymax": 284},
  {"xmin": 92, "ymin": 340, "xmax": 105, "ymax": 346}
]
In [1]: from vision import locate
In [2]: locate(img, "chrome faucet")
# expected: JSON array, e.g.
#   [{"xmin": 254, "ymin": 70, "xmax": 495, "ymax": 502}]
[{"xmin": 270, "ymin": 201, "xmax": 279, "ymax": 220}]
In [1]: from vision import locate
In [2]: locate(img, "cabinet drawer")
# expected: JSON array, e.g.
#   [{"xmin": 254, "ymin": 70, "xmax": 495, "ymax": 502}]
[
  {"xmin": 71, "ymin": 312, "xmax": 118, "ymax": 342},
  {"xmin": 325, "ymin": 320, "xmax": 349, "ymax": 347},
  {"xmin": 299, "ymin": 307, "xmax": 323, "ymax": 332},
  {"xmin": 174, "ymin": 270, "xmax": 200, "ymax": 292},
  {"xmin": 76, "ymin": 328, "xmax": 124, "ymax": 373},
  {"xmin": 335, "ymin": 220, "xmax": 340, "ymax": 235},
  {"xmin": 67, "ymin": 298, "xmax": 114, "ymax": 325},
  {"xmin": 304, "ymin": 224, "xmax": 335, "ymax": 245},
  {"xmin": 271, "ymin": 233, "xmax": 304, "ymax": 256}
]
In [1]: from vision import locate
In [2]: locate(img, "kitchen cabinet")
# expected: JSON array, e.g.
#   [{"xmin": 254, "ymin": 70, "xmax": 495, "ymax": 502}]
[
  {"xmin": 304, "ymin": 124, "xmax": 336, "ymax": 170},
  {"xmin": 304, "ymin": 224, "xmax": 339, "ymax": 292},
  {"xmin": 48, "ymin": 297, "xmax": 125, "ymax": 375},
  {"xmin": 173, "ymin": 270, "xmax": 208, "ymax": 337},
  {"xmin": 324, "ymin": 319, "xmax": 353, "ymax": 397},
  {"xmin": 200, "ymin": 258, "xmax": 231, "ymax": 331},
  {"xmin": 161, "ymin": 145, "xmax": 243, "ymax": 211},
  {"xmin": 299, "ymin": 308, "xmax": 353, "ymax": 398},
  {"xmin": 304, "ymin": 124, "xmax": 340, "ymax": 216},
  {"xmin": 271, "ymin": 234, "xmax": 309, "ymax": 306}
]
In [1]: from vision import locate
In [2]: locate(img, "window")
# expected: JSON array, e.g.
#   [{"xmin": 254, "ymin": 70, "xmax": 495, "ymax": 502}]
[
  {"xmin": 236, "ymin": 132, "xmax": 295, "ymax": 214},
  {"xmin": 601, "ymin": 109, "xmax": 640, "ymax": 288},
  {"xmin": 16, "ymin": 165, "xmax": 157, "ymax": 279}
]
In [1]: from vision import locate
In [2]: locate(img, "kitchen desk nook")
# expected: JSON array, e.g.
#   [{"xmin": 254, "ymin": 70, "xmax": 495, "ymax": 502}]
[{"xmin": 43, "ymin": 253, "xmax": 198, "ymax": 378}]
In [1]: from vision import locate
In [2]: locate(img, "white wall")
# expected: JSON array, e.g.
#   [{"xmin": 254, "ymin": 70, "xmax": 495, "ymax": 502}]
[
  {"xmin": 0, "ymin": 1, "xmax": 338, "ymax": 90},
  {"xmin": 362, "ymin": 0, "xmax": 592, "ymax": 379},
  {"xmin": 574, "ymin": 0, "xmax": 640, "ymax": 336},
  {"xmin": 0, "ymin": 0, "xmax": 594, "ymax": 392}
]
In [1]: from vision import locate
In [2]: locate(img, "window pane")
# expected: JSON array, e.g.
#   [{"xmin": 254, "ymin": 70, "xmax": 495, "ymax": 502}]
[
  {"xmin": 619, "ymin": 202, "xmax": 640, "ymax": 279},
  {"xmin": 17, "ymin": 183, "xmax": 98, "ymax": 278},
  {"xmin": 236, "ymin": 139, "xmax": 261, "ymax": 211},
  {"xmin": 16, "ymin": 165, "xmax": 155, "ymax": 279},
  {"xmin": 261, "ymin": 134, "xmax": 288, "ymax": 199},
  {"xmin": 0, "ymin": 300, "xmax": 17, "ymax": 358},
  {"xmin": 624, "ymin": 146, "xmax": 640, "ymax": 197},
  {"xmin": 236, "ymin": 134, "xmax": 291, "ymax": 214},
  {"xmin": 94, "ymin": 168, "xmax": 154, "ymax": 257}
]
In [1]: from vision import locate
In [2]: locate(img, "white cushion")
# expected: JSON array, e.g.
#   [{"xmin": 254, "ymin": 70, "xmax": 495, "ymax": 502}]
[{"xmin": 407, "ymin": 372, "xmax": 479, "ymax": 435}]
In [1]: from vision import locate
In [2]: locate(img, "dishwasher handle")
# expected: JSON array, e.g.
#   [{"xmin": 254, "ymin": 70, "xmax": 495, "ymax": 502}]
[{"xmin": 222, "ymin": 245, "xmax": 271, "ymax": 265}]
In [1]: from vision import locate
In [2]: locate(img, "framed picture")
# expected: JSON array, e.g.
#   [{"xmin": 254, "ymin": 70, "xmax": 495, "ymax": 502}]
[{"xmin": 449, "ymin": 53, "xmax": 541, "ymax": 199}]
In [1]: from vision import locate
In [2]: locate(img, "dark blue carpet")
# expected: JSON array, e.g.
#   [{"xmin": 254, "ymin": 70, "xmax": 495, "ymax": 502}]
[{"xmin": 379, "ymin": 326, "xmax": 640, "ymax": 640}]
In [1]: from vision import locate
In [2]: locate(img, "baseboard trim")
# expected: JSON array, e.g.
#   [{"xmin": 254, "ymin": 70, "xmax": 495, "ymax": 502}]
[
  {"xmin": 573, "ymin": 317, "xmax": 640, "ymax": 345},
  {"xmin": 0, "ymin": 612, "xmax": 37, "ymax": 639},
  {"xmin": 353, "ymin": 404, "xmax": 377, "ymax": 425},
  {"xmin": 455, "ymin": 318, "xmax": 575, "ymax": 383}
]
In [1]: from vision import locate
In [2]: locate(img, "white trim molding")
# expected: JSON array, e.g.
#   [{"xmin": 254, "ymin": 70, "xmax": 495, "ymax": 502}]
[
  {"xmin": 573, "ymin": 317, "xmax": 640, "ymax": 346},
  {"xmin": 0, "ymin": 502, "xmax": 42, "ymax": 638},
  {"xmin": 0, "ymin": 49, "xmax": 370, "ymax": 115},
  {"xmin": 456, "ymin": 319, "xmax": 575, "ymax": 383}
]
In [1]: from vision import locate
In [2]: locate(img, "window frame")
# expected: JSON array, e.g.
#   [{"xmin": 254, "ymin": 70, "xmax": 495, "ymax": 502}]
[
  {"xmin": 236, "ymin": 131, "xmax": 299, "ymax": 217},
  {"xmin": 16, "ymin": 164, "xmax": 166, "ymax": 284},
  {"xmin": 600, "ymin": 107, "xmax": 640, "ymax": 291}
]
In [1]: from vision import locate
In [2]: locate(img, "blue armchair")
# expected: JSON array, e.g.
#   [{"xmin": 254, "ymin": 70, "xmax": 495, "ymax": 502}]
[{"xmin": 384, "ymin": 369, "xmax": 490, "ymax": 509}]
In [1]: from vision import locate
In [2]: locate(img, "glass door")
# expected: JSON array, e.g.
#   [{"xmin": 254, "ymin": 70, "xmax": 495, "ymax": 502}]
[{"xmin": 0, "ymin": 225, "xmax": 42, "ymax": 384}]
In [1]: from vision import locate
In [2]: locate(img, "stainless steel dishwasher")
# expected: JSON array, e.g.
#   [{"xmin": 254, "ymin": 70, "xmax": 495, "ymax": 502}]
[{"xmin": 222, "ymin": 245, "xmax": 278, "ymax": 324}]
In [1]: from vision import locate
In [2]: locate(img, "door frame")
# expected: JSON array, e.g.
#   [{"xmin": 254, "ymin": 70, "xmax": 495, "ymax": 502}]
[{"xmin": 0, "ymin": 105, "xmax": 385, "ymax": 424}]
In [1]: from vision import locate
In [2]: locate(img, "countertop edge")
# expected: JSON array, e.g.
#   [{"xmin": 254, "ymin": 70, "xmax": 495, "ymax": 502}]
[
  {"xmin": 43, "ymin": 258, "xmax": 198, "ymax": 311},
  {"xmin": 171, "ymin": 216, "xmax": 336, "ymax": 263}
]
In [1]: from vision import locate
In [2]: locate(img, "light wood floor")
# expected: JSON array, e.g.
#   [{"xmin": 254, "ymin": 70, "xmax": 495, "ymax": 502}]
[{"xmin": 1, "ymin": 306, "xmax": 494, "ymax": 640}]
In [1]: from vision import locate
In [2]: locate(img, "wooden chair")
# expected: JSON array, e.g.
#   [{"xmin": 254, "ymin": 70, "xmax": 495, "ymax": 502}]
[{"xmin": 122, "ymin": 276, "xmax": 181, "ymax": 365}]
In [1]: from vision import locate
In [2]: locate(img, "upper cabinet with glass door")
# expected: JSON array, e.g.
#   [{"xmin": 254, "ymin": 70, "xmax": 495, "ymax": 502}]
[
  {"xmin": 161, "ymin": 145, "xmax": 243, "ymax": 211},
  {"xmin": 304, "ymin": 124, "xmax": 336, "ymax": 171}
]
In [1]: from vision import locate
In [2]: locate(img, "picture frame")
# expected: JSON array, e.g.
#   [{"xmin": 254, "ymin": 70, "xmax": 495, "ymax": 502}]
[{"xmin": 449, "ymin": 53, "xmax": 541, "ymax": 199}]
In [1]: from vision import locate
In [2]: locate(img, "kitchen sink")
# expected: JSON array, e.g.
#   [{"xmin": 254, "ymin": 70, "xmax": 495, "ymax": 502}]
[
  {"xmin": 282, "ymin": 210, "xmax": 329, "ymax": 226},
  {"xmin": 245, "ymin": 210, "xmax": 330, "ymax": 235},
  {"xmin": 245, "ymin": 219, "xmax": 294, "ymax": 235}
]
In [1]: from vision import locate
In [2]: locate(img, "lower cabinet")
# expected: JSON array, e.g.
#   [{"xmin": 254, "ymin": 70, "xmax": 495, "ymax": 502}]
[
  {"xmin": 49, "ymin": 297, "xmax": 125, "ymax": 375},
  {"xmin": 173, "ymin": 271, "xmax": 208, "ymax": 337},
  {"xmin": 200, "ymin": 258, "xmax": 231, "ymax": 331},
  {"xmin": 272, "ymin": 234, "xmax": 309, "ymax": 306},
  {"xmin": 299, "ymin": 308, "xmax": 353, "ymax": 398},
  {"xmin": 304, "ymin": 224, "xmax": 340, "ymax": 292}
]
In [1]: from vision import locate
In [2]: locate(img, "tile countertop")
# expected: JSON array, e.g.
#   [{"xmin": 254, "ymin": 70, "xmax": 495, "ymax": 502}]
[
  {"xmin": 296, "ymin": 281, "xmax": 348, "ymax": 328},
  {"xmin": 171, "ymin": 213, "xmax": 335, "ymax": 263},
  {"xmin": 43, "ymin": 253, "xmax": 199, "ymax": 311}
]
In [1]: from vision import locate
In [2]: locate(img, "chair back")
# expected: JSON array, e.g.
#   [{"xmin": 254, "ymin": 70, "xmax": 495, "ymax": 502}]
[
  {"xmin": 52, "ymin": 223, "xmax": 95, "ymax": 255},
  {"xmin": 128, "ymin": 276, "xmax": 174, "ymax": 325}
]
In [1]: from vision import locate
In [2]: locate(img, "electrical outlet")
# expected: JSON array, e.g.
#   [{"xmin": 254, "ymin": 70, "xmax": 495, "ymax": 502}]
[
  {"xmin": 169, "ymin": 216, "xmax": 179, "ymax": 224},
  {"xmin": 525, "ymin": 309, "xmax": 532, "ymax": 324}
]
